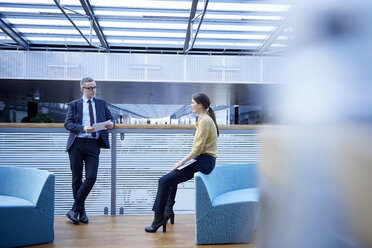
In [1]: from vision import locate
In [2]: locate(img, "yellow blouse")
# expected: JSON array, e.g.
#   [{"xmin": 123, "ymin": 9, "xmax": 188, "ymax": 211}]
[{"xmin": 191, "ymin": 112, "xmax": 218, "ymax": 157}]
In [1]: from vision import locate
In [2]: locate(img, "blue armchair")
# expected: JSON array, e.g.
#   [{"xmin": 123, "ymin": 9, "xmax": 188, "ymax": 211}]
[
  {"xmin": 0, "ymin": 166, "xmax": 55, "ymax": 247},
  {"xmin": 194, "ymin": 163, "xmax": 259, "ymax": 244}
]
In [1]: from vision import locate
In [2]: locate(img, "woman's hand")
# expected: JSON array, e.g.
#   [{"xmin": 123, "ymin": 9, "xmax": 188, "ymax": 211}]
[
  {"xmin": 173, "ymin": 153, "xmax": 197, "ymax": 170},
  {"xmin": 173, "ymin": 161, "xmax": 183, "ymax": 171}
]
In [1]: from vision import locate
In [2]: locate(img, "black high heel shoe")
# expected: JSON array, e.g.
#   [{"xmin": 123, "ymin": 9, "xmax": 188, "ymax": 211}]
[
  {"xmin": 164, "ymin": 206, "xmax": 175, "ymax": 224},
  {"xmin": 145, "ymin": 213, "xmax": 167, "ymax": 233}
]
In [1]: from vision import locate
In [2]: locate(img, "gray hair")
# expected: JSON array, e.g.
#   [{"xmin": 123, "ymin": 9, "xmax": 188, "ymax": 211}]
[{"xmin": 80, "ymin": 77, "xmax": 94, "ymax": 88}]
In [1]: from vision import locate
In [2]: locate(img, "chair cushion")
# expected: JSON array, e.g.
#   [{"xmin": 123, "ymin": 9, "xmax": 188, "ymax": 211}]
[
  {"xmin": 212, "ymin": 188, "xmax": 259, "ymax": 207},
  {"xmin": 0, "ymin": 195, "xmax": 34, "ymax": 207}
]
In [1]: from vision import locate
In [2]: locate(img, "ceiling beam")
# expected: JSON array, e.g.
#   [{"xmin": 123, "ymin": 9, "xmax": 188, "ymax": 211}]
[
  {"xmin": 0, "ymin": 16, "xmax": 29, "ymax": 50},
  {"xmin": 183, "ymin": 0, "xmax": 198, "ymax": 52},
  {"xmin": 79, "ymin": 0, "xmax": 109, "ymax": 51},
  {"xmin": 53, "ymin": 0, "xmax": 102, "ymax": 50},
  {"xmin": 189, "ymin": 0, "xmax": 209, "ymax": 52},
  {"xmin": 258, "ymin": 8, "xmax": 294, "ymax": 55},
  {"xmin": 183, "ymin": 0, "xmax": 210, "ymax": 52}
]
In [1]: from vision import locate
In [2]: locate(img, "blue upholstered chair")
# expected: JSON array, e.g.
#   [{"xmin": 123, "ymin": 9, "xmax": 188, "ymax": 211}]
[
  {"xmin": 194, "ymin": 163, "xmax": 259, "ymax": 244},
  {"xmin": 0, "ymin": 166, "xmax": 55, "ymax": 247}
]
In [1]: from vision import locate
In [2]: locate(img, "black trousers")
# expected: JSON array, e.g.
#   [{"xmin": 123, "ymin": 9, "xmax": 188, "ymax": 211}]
[
  {"xmin": 152, "ymin": 153, "xmax": 216, "ymax": 213},
  {"xmin": 68, "ymin": 138, "xmax": 100, "ymax": 212}
]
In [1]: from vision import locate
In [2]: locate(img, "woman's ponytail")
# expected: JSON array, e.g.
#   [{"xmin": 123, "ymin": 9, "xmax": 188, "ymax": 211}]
[{"xmin": 207, "ymin": 107, "xmax": 219, "ymax": 136}]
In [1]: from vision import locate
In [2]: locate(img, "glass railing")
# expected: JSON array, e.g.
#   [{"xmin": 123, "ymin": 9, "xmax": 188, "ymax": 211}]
[{"xmin": 0, "ymin": 123, "xmax": 261, "ymax": 215}]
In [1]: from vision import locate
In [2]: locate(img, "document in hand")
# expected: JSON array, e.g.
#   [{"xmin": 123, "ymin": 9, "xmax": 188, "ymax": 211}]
[
  {"xmin": 92, "ymin": 120, "xmax": 111, "ymax": 131},
  {"xmin": 176, "ymin": 159, "xmax": 197, "ymax": 170}
]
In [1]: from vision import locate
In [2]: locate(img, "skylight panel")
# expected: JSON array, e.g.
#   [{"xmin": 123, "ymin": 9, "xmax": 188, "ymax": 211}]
[
  {"xmin": 200, "ymin": 25, "xmax": 274, "ymax": 32},
  {"xmin": 17, "ymin": 28, "xmax": 82, "ymax": 35},
  {"xmin": 94, "ymin": 10, "xmax": 189, "ymax": 18},
  {"xmin": 99, "ymin": 21, "xmax": 274, "ymax": 32},
  {"xmin": 278, "ymin": 36, "xmax": 289, "ymax": 40},
  {"xmin": 0, "ymin": 34, "xmax": 13, "ymax": 41},
  {"xmin": 94, "ymin": 8, "xmax": 283, "ymax": 22},
  {"xmin": 93, "ymin": 11, "xmax": 283, "ymax": 22},
  {"xmin": 90, "ymin": 0, "xmax": 191, "ymax": 10},
  {"xmin": 108, "ymin": 38, "xmax": 262, "ymax": 48},
  {"xmin": 102, "ymin": 30, "xmax": 267, "ymax": 40},
  {"xmin": 117, "ymin": 39, "xmax": 183, "ymax": 45},
  {"xmin": 0, "ymin": 7, "xmax": 61, "ymax": 14},
  {"xmin": 205, "ymin": 14, "xmax": 283, "ymax": 21},
  {"xmin": 27, "ymin": 36, "xmax": 99, "ymax": 43},
  {"xmin": 27, "ymin": 37, "xmax": 74, "ymax": 42},
  {"xmin": 194, "ymin": 41, "xmax": 262, "ymax": 47},
  {"xmin": 104, "ymin": 30, "xmax": 185, "ymax": 38},
  {"xmin": 207, "ymin": 3, "xmax": 290, "ymax": 12},
  {"xmin": 0, "ymin": 0, "xmax": 54, "ymax": 3},
  {"xmin": 89, "ymin": 0, "xmax": 290, "ymax": 13},
  {"xmin": 59, "ymin": 0, "xmax": 82, "ymax": 6},
  {"xmin": 7, "ymin": 18, "xmax": 90, "ymax": 27},
  {"xmin": 271, "ymin": 43, "xmax": 287, "ymax": 47},
  {"xmin": 0, "ymin": 7, "xmax": 86, "ymax": 16},
  {"xmin": 198, "ymin": 33, "xmax": 267, "ymax": 40},
  {"xmin": 99, "ymin": 21, "xmax": 187, "ymax": 30}
]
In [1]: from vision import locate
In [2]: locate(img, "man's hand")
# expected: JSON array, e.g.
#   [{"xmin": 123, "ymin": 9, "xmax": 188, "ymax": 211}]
[
  {"xmin": 105, "ymin": 121, "xmax": 114, "ymax": 130},
  {"xmin": 84, "ymin": 126, "xmax": 95, "ymax": 133}
]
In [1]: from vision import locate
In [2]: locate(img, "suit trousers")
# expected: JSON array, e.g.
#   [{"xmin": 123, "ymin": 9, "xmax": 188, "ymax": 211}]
[
  {"xmin": 68, "ymin": 138, "xmax": 100, "ymax": 211},
  {"xmin": 152, "ymin": 153, "xmax": 216, "ymax": 214}
]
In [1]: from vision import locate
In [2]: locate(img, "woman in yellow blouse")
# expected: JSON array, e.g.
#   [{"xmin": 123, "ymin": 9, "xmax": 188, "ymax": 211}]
[{"xmin": 145, "ymin": 92, "xmax": 219, "ymax": 233}]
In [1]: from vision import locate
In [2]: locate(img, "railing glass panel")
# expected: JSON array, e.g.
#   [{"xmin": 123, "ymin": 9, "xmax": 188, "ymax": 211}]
[{"xmin": 0, "ymin": 126, "xmax": 260, "ymax": 215}]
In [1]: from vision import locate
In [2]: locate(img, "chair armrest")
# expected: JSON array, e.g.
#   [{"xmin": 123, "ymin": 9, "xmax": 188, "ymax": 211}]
[
  {"xmin": 36, "ymin": 173, "xmax": 55, "ymax": 220},
  {"xmin": 195, "ymin": 172, "xmax": 213, "ymax": 220}
]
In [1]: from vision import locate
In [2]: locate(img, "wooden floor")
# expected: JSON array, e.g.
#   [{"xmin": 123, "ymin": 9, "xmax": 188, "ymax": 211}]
[{"xmin": 30, "ymin": 215, "xmax": 256, "ymax": 248}]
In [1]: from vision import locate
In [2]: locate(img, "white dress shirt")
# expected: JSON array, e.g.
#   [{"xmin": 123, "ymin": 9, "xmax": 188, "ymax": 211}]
[{"xmin": 77, "ymin": 97, "xmax": 99, "ymax": 139}]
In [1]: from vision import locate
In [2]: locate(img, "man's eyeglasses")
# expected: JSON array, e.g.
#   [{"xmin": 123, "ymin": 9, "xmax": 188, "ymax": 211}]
[{"xmin": 83, "ymin": 86, "xmax": 98, "ymax": 91}]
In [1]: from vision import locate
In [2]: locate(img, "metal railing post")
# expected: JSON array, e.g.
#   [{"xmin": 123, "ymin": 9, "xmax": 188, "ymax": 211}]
[{"xmin": 111, "ymin": 130, "xmax": 117, "ymax": 215}]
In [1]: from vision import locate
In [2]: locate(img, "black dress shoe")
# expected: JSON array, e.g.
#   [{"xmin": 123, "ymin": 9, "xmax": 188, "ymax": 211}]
[
  {"xmin": 66, "ymin": 210, "xmax": 79, "ymax": 224},
  {"xmin": 79, "ymin": 209, "xmax": 89, "ymax": 223}
]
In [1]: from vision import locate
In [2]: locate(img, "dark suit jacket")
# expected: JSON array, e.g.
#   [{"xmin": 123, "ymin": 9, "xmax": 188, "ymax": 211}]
[{"xmin": 64, "ymin": 98, "xmax": 114, "ymax": 152}]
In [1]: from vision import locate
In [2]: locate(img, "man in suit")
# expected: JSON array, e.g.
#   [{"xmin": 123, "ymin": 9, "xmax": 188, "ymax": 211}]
[{"xmin": 65, "ymin": 77, "xmax": 114, "ymax": 224}]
